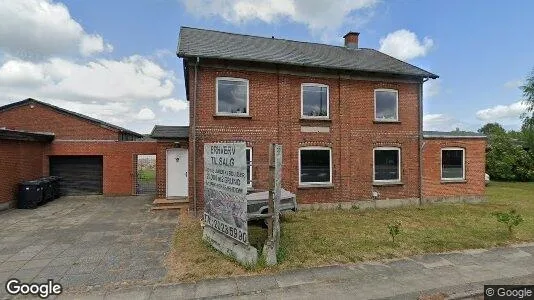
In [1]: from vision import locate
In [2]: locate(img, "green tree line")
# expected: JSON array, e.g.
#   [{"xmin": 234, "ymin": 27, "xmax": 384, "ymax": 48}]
[{"xmin": 479, "ymin": 68, "xmax": 534, "ymax": 181}]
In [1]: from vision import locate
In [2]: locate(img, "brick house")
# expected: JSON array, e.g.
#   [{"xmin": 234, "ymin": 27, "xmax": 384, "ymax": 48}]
[
  {"xmin": 0, "ymin": 98, "xmax": 160, "ymax": 209},
  {"xmin": 177, "ymin": 27, "xmax": 486, "ymax": 213}
]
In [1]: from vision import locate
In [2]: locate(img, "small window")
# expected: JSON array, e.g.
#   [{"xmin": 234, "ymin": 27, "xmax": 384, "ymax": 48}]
[
  {"xmin": 441, "ymin": 148, "xmax": 465, "ymax": 180},
  {"xmin": 246, "ymin": 147, "xmax": 252, "ymax": 187},
  {"xmin": 302, "ymin": 84, "xmax": 329, "ymax": 118},
  {"xmin": 299, "ymin": 147, "xmax": 332, "ymax": 185},
  {"xmin": 375, "ymin": 89, "xmax": 398, "ymax": 121},
  {"xmin": 374, "ymin": 147, "xmax": 401, "ymax": 182},
  {"xmin": 216, "ymin": 77, "xmax": 249, "ymax": 115}
]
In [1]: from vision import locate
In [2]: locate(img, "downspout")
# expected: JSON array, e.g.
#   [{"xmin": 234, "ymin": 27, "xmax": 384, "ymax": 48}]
[
  {"xmin": 419, "ymin": 77, "xmax": 429, "ymax": 205},
  {"xmin": 192, "ymin": 57, "xmax": 199, "ymax": 216}
]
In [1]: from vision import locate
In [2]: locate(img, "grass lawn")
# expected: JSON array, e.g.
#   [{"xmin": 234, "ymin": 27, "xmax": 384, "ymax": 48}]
[
  {"xmin": 138, "ymin": 168, "xmax": 156, "ymax": 181},
  {"xmin": 166, "ymin": 182, "xmax": 534, "ymax": 281}
]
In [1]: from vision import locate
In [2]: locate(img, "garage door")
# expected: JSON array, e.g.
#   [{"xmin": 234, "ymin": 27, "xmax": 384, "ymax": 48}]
[{"xmin": 49, "ymin": 156, "xmax": 103, "ymax": 195}]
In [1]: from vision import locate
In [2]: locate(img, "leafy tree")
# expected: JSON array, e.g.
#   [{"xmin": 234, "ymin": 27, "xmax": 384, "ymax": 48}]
[
  {"xmin": 521, "ymin": 68, "xmax": 534, "ymax": 119},
  {"xmin": 492, "ymin": 209, "xmax": 524, "ymax": 236},
  {"xmin": 478, "ymin": 123, "xmax": 506, "ymax": 136}
]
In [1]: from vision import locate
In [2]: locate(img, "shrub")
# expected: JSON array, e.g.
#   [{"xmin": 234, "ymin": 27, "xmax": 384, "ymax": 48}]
[
  {"xmin": 387, "ymin": 222, "xmax": 401, "ymax": 243},
  {"xmin": 492, "ymin": 209, "xmax": 524, "ymax": 235}
]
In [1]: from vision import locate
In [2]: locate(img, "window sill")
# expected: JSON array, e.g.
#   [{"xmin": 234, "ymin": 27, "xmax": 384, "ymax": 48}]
[
  {"xmin": 300, "ymin": 117, "xmax": 331, "ymax": 122},
  {"xmin": 213, "ymin": 114, "xmax": 252, "ymax": 119},
  {"xmin": 373, "ymin": 181, "xmax": 404, "ymax": 186},
  {"xmin": 441, "ymin": 179, "xmax": 467, "ymax": 184},
  {"xmin": 373, "ymin": 120, "xmax": 401, "ymax": 124},
  {"xmin": 298, "ymin": 184, "xmax": 334, "ymax": 189}
]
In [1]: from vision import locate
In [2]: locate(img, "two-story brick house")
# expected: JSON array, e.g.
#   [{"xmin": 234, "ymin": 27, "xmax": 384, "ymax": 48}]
[{"xmin": 177, "ymin": 27, "xmax": 486, "ymax": 213}]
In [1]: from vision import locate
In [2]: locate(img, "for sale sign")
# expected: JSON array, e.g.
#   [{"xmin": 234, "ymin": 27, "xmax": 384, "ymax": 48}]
[{"xmin": 203, "ymin": 142, "xmax": 248, "ymax": 244}]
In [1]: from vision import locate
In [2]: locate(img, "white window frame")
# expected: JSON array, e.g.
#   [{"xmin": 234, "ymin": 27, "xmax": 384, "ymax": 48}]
[
  {"xmin": 374, "ymin": 89, "xmax": 399, "ymax": 122},
  {"xmin": 301, "ymin": 83, "xmax": 330, "ymax": 119},
  {"xmin": 373, "ymin": 147, "xmax": 401, "ymax": 183},
  {"xmin": 246, "ymin": 147, "xmax": 253, "ymax": 188},
  {"xmin": 441, "ymin": 147, "xmax": 465, "ymax": 181},
  {"xmin": 215, "ymin": 77, "xmax": 250, "ymax": 116},
  {"xmin": 298, "ymin": 146, "xmax": 332, "ymax": 186}
]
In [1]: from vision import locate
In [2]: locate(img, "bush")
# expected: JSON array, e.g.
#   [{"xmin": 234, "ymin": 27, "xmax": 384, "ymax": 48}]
[
  {"xmin": 492, "ymin": 209, "xmax": 524, "ymax": 235},
  {"xmin": 485, "ymin": 133, "xmax": 534, "ymax": 181},
  {"xmin": 387, "ymin": 222, "xmax": 401, "ymax": 244}
]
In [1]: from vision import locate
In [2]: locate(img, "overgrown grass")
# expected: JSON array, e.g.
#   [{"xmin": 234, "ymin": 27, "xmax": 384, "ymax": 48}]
[{"xmin": 166, "ymin": 182, "xmax": 534, "ymax": 281}]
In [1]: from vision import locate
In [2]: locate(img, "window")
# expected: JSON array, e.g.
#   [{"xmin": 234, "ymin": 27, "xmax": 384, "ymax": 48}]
[
  {"xmin": 299, "ymin": 147, "xmax": 332, "ymax": 185},
  {"xmin": 216, "ymin": 77, "xmax": 249, "ymax": 115},
  {"xmin": 374, "ymin": 89, "xmax": 398, "ymax": 121},
  {"xmin": 373, "ymin": 147, "xmax": 401, "ymax": 182},
  {"xmin": 246, "ymin": 147, "xmax": 252, "ymax": 187},
  {"xmin": 301, "ymin": 84, "xmax": 329, "ymax": 118},
  {"xmin": 441, "ymin": 148, "xmax": 465, "ymax": 180}
]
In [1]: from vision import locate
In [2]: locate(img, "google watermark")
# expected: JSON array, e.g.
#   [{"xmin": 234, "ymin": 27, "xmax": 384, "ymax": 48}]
[
  {"xmin": 5, "ymin": 278, "xmax": 63, "ymax": 299},
  {"xmin": 485, "ymin": 285, "xmax": 534, "ymax": 299}
]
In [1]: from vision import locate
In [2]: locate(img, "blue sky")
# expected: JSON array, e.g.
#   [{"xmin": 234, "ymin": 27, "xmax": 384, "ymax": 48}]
[{"xmin": 0, "ymin": 0, "xmax": 532, "ymax": 134}]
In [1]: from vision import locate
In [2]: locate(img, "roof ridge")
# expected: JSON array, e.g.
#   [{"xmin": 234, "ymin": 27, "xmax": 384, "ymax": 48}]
[
  {"xmin": 180, "ymin": 26, "xmax": 351, "ymax": 50},
  {"xmin": 0, "ymin": 98, "xmax": 142, "ymax": 137}
]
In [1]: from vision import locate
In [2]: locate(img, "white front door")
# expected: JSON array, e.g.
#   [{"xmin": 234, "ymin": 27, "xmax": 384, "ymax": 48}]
[{"xmin": 166, "ymin": 148, "xmax": 188, "ymax": 197}]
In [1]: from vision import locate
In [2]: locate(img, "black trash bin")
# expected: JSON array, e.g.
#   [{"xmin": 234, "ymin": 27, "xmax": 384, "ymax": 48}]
[
  {"xmin": 49, "ymin": 176, "xmax": 61, "ymax": 199},
  {"xmin": 18, "ymin": 180, "xmax": 43, "ymax": 209},
  {"xmin": 39, "ymin": 177, "xmax": 54, "ymax": 203}
]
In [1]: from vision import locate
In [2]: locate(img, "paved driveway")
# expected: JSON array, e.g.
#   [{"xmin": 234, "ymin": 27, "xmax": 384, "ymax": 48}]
[{"xmin": 0, "ymin": 195, "xmax": 178, "ymax": 294}]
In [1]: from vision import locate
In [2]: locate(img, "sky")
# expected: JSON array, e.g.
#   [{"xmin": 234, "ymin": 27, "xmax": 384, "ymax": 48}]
[{"xmin": 0, "ymin": 0, "xmax": 532, "ymax": 134}]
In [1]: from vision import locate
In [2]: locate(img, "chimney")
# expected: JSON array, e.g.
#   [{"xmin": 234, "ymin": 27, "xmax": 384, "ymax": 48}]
[{"xmin": 343, "ymin": 32, "xmax": 359, "ymax": 49}]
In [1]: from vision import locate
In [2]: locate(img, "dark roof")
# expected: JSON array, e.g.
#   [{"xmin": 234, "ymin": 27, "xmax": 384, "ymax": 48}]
[
  {"xmin": 423, "ymin": 131, "xmax": 486, "ymax": 139},
  {"xmin": 150, "ymin": 125, "xmax": 189, "ymax": 139},
  {"xmin": 0, "ymin": 98, "xmax": 142, "ymax": 138},
  {"xmin": 0, "ymin": 128, "xmax": 54, "ymax": 142},
  {"xmin": 177, "ymin": 27, "xmax": 438, "ymax": 79}
]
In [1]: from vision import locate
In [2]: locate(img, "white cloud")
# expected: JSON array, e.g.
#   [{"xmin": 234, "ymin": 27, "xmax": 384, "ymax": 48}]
[
  {"xmin": 0, "ymin": 56, "xmax": 175, "ymax": 102},
  {"xmin": 423, "ymin": 79, "xmax": 440, "ymax": 99},
  {"xmin": 182, "ymin": 0, "xmax": 378, "ymax": 32},
  {"xmin": 135, "ymin": 108, "xmax": 156, "ymax": 120},
  {"xmin": 159, "ymin": 98, "xmax": 188, "ymax": 112},
  {"xmin": 475, "ymin": 101, "xmax": 528, "ymax": 121},
  {"xmin": 504, "ymin": 79, "xmax": 523, "ymax": 89},
  {"xmin": 423, "ymin": 114, "xmax": 473, "ymax": 131},
  {"xmin": 0, "ymin": 0, "xmax": 112, "ymax": 58},
  {"xmin": 379, "ymin": 29, "xmax": 434, "ymax": 61}
]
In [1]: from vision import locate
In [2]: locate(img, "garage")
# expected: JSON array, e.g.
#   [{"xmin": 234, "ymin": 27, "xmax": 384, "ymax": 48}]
[{"xmin": 49, "ymin": 156, "xmax": 103, "ymax": 195}]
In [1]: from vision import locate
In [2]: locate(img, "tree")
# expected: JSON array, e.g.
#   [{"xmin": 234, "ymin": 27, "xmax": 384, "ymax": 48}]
[
  {"xmin": 478, "ymin": 123, "xmax": 506, "ymax": 136},
  {"xmin": 521, "ymin": 68, "xmax": 534, "ymax": 119}
]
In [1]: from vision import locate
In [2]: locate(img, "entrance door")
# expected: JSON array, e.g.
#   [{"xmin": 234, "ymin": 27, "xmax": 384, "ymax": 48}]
[{"xmin": 166, "ymin": 148, "xmax": 188, "ymax": 197}]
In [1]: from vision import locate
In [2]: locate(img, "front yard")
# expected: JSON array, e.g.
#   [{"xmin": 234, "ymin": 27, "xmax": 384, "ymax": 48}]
[{"xmin": 166, "ymin": 182, "xmax": 534, "ymax": 281}]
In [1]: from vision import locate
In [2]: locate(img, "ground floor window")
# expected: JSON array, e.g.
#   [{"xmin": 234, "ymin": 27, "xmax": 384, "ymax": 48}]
[
  {"xmin": 374, "ymin": 147, "xmax": 401, "ymax": 182},
  {"xmin": 246, "ymin": 147, "xmax": 252, "ymax": 187},
  {"xmin": 441, "ymin": 148, "xmax": 465, "ymax": 180},
  {"xmin": 299, "ymin": 147, "xmax": 332, "ymax": 185}
]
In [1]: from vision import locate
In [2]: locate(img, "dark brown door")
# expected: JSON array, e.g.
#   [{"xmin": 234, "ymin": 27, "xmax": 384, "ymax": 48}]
[{"xmin": 49, "ymin": 156, "xmax": 103, "ymax": 195}]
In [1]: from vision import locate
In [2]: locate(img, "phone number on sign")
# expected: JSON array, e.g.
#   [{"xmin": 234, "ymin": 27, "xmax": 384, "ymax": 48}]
[{"xmin": 204, "ymin": 213, "xmax": 248, "ymax": 244}]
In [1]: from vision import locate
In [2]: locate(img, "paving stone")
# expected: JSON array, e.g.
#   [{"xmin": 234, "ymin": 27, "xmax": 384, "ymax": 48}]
[
  {"xmin": 66, "ymin": 263, "xmax": 99, "ymax": 275},
  {"xmin": 10, "ymin": 267, "xmax": 42, "ymax": 282},
  {"xmin": 236, "ymin": 274, "xmax": 279, "ymax": 294},
  {"xmin": 21, "ymin": 258, "xmax": 53, "ymax": 270},
  {"xmin": 151, "ymin": 283, "xmax": 197, "ymax": 299},
  {"xmin": 103, "ymin": 287, "xmax": 151, "ymax": 300},
  {"xmin": 48, "ymin": 256, "xmax": 79, "ymax": 267},
  {"xmin": 195, "ymin": 278, "xmax": 238, "ymax": 299},
  {"xmin": 0, "ymin": 260, "xmax": 27, "ymax": 273},
  {"xmin": 6, "ymin": 251, "xmax": 36, "ymax": 261},
  {"xmin": 59, "ymin": 273, "xmax": 95, "ymax": 288},
  {"xmin": 275, "ymin": 269, "xmax": 318, "ymax": 288}
]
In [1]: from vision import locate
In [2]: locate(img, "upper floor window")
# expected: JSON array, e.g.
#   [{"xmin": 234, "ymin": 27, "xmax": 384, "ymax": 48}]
[
  {"xmin": 301, "ymin": 84, "xmax": 329, "ymax": 118},
  {"xmin": 373, "ymin": 147, "xmax": 401, "ymax": 182},
  {"xmin": 374, "ymin": 89, "xmax": 398, "ymax": 122},
  {"xmin": 216, "ymin": 77, "xmax": 249, "ymax": 115},
  {"xmin": 441, "ymin": 148, "xmax": 465, "ymax": 180},
  {"xmin": 299, "ymin": 147, "xmax": 332, "ymax": 185}
]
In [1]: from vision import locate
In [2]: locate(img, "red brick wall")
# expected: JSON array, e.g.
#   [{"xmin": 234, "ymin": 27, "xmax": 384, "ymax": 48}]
[
  {"xmin": 0, "ymin": 140, "xmax": 46, "ymax": 205},
  {"xmin": 0, "ymin": 102, "xmax": 119, "ymax": 140},
  {"xmin": 422, "ymin": 138, "xmax": 486, "ymax": 199},
  {"xmin": 188, "ymin": 63, "xmax": 423, "ymax": 210},
  {"xmin": 46, "ymin": 141, "xmax": 157, "ymax": 196},
  {"xmin": 155, "ymin": 140, "xmax": 189, "ymax": 199}
]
